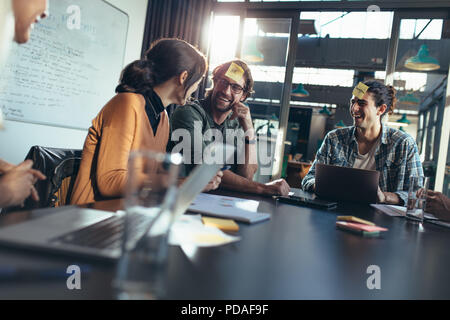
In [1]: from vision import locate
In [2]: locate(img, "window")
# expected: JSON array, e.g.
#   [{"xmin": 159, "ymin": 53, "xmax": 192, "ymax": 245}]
[
  {"xmin": 399, "ymin": 19, "xmax": 444, "ymax": 40},
  {"xmin": 300, "ymin": 11, "xmax": 393, "ymax": 39},
  {"xmin": 208, "ymin": 16, "xmax": 241, "ymax": 70}
]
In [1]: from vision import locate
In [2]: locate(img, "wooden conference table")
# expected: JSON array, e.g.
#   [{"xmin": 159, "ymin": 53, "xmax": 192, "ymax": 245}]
[{"xmin": 1, "ymin": 188, "xmax": 450, "ymax": 299}]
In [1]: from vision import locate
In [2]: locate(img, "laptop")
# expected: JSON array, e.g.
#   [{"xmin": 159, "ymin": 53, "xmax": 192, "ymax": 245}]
[
  {"xmin": 315, "ymin": 163, "xmax": 380, "ymax": 204},
  {"xmin": 0, "ymin": 144, "xmax": 235, "ymax": 261}
]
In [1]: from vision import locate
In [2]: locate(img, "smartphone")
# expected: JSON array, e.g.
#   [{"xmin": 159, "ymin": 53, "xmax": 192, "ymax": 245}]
[{"xmin": 276, "ymin": 195, "xmax": 338, "ymax": 210}]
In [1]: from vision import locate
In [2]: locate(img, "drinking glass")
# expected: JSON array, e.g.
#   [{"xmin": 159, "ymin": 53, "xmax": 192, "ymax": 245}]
[
  {"xmin": 406, "ymin": 176, "xmax": 429, "ymax": 223},
  {"xmin": 113, "ymin": 150, "xmax": 182, "ymax": 300}
]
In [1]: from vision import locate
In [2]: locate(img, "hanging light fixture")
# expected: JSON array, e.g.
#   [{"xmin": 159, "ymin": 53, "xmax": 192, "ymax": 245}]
[
  {"xmin": 396, "ymin": 114, "xmax": 411, "ymax": 126},
  {"xmin": 387, "ymin": 114, "xmax": 411, "ymax": 128},
  {"xmin": 319, "ymin": 105, "xmax": 331, "ymax": 116},
  {"xmin": 398, "ymin": 92, "xmax": 420, "ymax": 106},
  {"xmin": 404, "ymin": 44, "xmax": 440, "ymax": 71},
  {"xmin": 291, "ymin": 83, "xmax": 309, "ymax": 97},
  {"xmin": 290, "ymin": 123, "xmax": 300, "ymax": 131},
  {"xmin": 334, "ymin": 120, "xmax": 346, "ymax": 128},
  {"xmin": 242, "ymin": 37, "xmax": 264, "ymax": 63}
]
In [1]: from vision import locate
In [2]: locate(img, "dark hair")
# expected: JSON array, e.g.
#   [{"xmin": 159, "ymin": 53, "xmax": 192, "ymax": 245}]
[
  {"xmin": 115, "ymin": 59, "xmax": 153, "ymax": 94},
  {"xmin": 116, "ymin": 38, "xmax": 207, "ymax": 95},
  {"xmin": 206, "ymin": 59, "xmax": 255, "ymax": 100},
  {"xmin": 363, "ymin": 80, "xmax": 397, "ymax": 118}
]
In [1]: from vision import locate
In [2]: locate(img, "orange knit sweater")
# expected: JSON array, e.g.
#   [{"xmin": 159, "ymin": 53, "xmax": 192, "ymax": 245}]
[{"xmin": 70, "ymin": 92, "xmax": 169, "ymax": 205}]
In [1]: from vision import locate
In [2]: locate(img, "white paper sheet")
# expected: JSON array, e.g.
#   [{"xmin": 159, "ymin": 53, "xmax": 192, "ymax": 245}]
[
  {"xmin": 169, "ymin": 214, "xmax": 240, "ymax": 247},
  {"xmin": 370, "ymin": 204, "xmax": 437, "ymax": 220}
]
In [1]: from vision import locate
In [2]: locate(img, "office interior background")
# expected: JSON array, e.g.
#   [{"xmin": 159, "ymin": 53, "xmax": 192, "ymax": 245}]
[{"xmin": 0, "ymin": 0, "xmax": 449, "ymax": 197}]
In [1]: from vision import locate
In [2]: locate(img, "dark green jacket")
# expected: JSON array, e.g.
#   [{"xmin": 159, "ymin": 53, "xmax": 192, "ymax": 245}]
[{"xmin": 169, "ymin": 98, "xmax": 243, "ymax": 175}]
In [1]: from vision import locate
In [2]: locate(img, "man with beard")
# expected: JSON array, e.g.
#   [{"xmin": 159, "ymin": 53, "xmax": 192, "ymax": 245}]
[
  {"xmin": 302, "ymin": 80, "xmax": 423, "ymax": 205},
  {"xmin": 169, "ymin": 60, "xmax": 290, "ymax": 196}
]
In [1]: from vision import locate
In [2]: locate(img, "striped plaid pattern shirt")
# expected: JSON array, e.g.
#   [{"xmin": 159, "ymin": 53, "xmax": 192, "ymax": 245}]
[{"xmin": 301, "ymin": 125, "xmax": 424, "ymax": 205}]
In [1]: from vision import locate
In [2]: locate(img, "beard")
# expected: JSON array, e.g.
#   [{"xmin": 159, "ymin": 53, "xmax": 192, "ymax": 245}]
[
  {"xmin": 215, "ymin": 103, "xmax": 233, "ymax": 113},
  {"xmin": 212, "ymin": 92, "xmax": 234, "ymax": 113}
]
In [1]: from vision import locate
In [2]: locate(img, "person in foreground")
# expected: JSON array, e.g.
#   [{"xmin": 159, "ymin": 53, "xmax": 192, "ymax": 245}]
[
  {"xmin": 0, "ymin": 0, "xmax": 48, "ymax": 209},
  {"xmin": 169, "ymin": 60, "xmax": 290, "ymax": 196},
  {"xmin": 70, "ymin": 38, "xmax": 219, "ymax": 205},
  {"xmin": 302, "ymin": 80, "xmax": 423, "ymax": 205}
]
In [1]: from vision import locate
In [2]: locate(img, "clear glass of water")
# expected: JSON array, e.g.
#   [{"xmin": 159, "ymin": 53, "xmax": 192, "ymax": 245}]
[
  {"xmin": 113, "ymin": 150, "xmax": 182, "ymax": 300},
  {"xmin": 406, "ymin": 176, "xmax": 429, "ymax": 223}
]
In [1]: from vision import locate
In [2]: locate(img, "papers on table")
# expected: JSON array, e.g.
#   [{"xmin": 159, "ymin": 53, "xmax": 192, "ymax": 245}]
[
  {"xmin": 370, "ymin": 204, "xmax": 437, "ymax": 220},
  {"xmin": 370, "ymin": 204, "xmax": 404, "ymax": 217},
  {"xmin": 188, "ymin": 193, "xmax": 271, "ymax": 224},
  {"xmin": 169, "ymin": 214, "xmax": 240, "ymax": 247}
]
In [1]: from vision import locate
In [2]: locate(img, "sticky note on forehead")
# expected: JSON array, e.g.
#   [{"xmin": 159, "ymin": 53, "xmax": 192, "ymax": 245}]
[
  {"xmin": 224, "ymin": 62, "xmax": 244, "ymax": 82},
  {"xmin": 352, "ymin": 82, "xmax": 369, "ymax": 99}
]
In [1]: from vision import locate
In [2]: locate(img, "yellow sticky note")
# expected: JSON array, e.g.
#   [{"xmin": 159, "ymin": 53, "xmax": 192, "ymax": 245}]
[
  {"xmin": 193, "ymin": 233, "xmax": 232, "ymax": 245},
  {"xmin": 337, "ymin": 216, "xmax": 375, "ymax": 226},
  {"xmin": 202, "ymin": 217, "xmax": 239, "ymax": 232},
  {"xmin": 352, "ymin": 82, "xmax": 369, "ymax": 99},
  {"xmin": 224, "ymin": 62, "xmax": 244, "ymax": 83}
]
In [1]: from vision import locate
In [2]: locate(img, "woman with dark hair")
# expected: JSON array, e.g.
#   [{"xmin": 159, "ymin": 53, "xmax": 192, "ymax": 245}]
[
  {"xmin": 71, "ymin": 38, "xmax": 210, "ymax": 205},
  {"xmin": 302, "ymin": 80, "xmax": 423, "ymax": 205}
]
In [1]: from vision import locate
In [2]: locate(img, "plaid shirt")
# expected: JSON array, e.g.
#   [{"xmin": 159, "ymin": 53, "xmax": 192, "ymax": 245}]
[{"xmin": 302, "ymin": 125, "xmax": 424, "ymax": 205}]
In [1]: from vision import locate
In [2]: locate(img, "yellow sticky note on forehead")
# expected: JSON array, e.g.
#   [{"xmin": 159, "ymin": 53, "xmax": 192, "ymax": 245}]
[
  {"xmin": 352, "ymin": 82, "xmax": 369, "ymax": 99},
  {"xmin": 224, "ymin": 62, "xmax": 244, "ymax": 82}
]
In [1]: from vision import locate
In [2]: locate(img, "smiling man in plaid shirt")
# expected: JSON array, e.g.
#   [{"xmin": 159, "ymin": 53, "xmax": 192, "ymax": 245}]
[{"xmin": 302, "ymin": 80, "xmax": 423, "ymax": 205}]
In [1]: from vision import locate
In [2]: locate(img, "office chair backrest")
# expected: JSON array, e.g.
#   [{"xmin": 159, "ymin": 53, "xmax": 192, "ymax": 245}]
[{"xmin": 23, "ymin": 146, "xmax": 82, "ymax": 209}]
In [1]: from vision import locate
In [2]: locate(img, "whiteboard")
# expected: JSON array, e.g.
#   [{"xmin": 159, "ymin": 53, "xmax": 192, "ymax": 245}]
[{"xmin": 0, "ymin": 0, "xmax": 128, "ymax": 130}]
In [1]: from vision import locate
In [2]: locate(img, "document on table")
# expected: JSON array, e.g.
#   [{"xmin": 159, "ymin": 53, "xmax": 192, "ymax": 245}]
[
  {"xmin": 370, "ymin": 204, "xmax": 437, "ymax": 220},
  {"xmin": 370, "ymin": 204, "xmax": 405, "ymax": 217},
  {"xmin": 188, "ymin": 193, "xmax": 271, "ymax": 224},
  {"xmin": 169, "ymin": 214, "xmax": 240, "ymax": 247}
]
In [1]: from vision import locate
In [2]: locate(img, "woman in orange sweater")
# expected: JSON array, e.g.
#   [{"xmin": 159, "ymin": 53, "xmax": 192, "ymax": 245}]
[{"xmin": 71, "ymin": 39, "xmax": 210, "ymax": 205}]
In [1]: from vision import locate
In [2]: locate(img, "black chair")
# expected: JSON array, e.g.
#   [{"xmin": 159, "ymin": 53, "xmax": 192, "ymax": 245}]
[{"xmin": 4, "ymin": 146, "xmax": 82, "ymax": 212}]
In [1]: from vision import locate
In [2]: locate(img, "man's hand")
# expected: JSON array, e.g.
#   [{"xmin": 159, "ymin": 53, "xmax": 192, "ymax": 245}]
[
  {"xmin": 426, "ymin": 190, "xmax": 450, "ymax": 220},
  {"xmin": 263, "ymin": 179, "xmax": 290, "ymax": 196},
  {"xmin": 203, "ymin": 170, "xmax": 223, "ymax": 192},
  {"xmin": 377, "ymin": 186, "xmax": 386, "ymax": 203},
  {"xmin": 0, "ymin": 160, "xmax": 46, "ymax": 207},
  {"xmin": 230, "ymin": 102, "xmax": 254, "ymax": 133},
  {"xmin": 377, "ymin": 186, "xmax": 401, "ymax": 204}
]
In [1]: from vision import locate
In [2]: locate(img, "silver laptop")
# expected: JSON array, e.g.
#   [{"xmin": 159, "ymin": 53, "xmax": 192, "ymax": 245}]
[
  {"xmin": 0, "ymin": 144, "xmax": 234, "ymax": 261},
  {"xmin": 315, "ymin": 163, "xmax": 380, "ymax": 203}
]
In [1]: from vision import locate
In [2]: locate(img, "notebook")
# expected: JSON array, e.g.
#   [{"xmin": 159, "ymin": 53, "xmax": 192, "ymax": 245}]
[{"xmin": 188, "ymin": 193, "xmax": 271, "ymax": 224}]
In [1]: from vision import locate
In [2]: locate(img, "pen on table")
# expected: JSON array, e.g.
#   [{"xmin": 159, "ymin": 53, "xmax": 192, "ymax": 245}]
[{"xmin": 0, "ymin": 265, "xmax": 91, "ymax": 282}]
